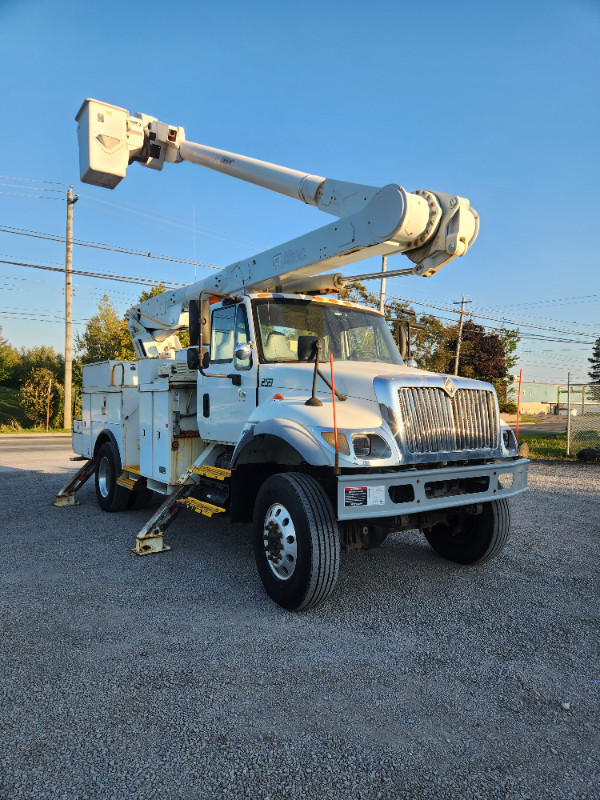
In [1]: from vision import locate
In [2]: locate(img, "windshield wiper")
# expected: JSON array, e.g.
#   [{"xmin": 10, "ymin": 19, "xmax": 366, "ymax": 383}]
[{"xmin": 305, "ymin": 339, "xmax": 346, "ymax": 406}]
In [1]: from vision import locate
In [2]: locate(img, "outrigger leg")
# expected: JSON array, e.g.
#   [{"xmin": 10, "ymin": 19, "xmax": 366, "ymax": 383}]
[
  {"xmin": 131, "ymin": 485, "xmax": 190, "ymax": 555},
  {"xmin": 54, "ymin": 458, "xmax": 96, "ymax": 507}
]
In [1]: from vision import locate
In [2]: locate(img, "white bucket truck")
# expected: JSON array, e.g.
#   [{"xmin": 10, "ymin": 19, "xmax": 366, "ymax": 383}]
[{"xmin": 56, "ymin": 99, "xmax": 528, "ymax": 610}]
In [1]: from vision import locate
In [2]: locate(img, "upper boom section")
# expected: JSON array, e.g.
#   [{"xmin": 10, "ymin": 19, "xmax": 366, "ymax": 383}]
[
  {"xmin": 75, "ymin": 100, "xmax": 479, "ymax": 258},
  {"xmin": 75, "ymin": 98, "xmax": 385, "ymax": 219},
  {"xmin": 75, "ymin": 98, "xmax": 480, "ymax": 356}
]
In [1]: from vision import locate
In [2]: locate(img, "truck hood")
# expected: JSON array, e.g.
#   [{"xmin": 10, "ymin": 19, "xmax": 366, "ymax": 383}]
[{"xmin": 258, "ymin": 361, "xmax": 437, "ymax": 403}]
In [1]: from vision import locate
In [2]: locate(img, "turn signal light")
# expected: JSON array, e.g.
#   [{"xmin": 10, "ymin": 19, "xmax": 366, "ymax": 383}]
[{"xmin": 321, "ymin": 431, "xmax": 350, "ymax": 455}]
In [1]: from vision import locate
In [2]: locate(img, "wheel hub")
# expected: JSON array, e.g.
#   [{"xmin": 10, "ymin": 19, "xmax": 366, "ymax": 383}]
[
  {"xmin": 97, "ymin": 456, "xmax": 112, "ymax": 499},
  {"xmin": 263, "ymin": 503, "xmax": 297, "ymax": 581}
]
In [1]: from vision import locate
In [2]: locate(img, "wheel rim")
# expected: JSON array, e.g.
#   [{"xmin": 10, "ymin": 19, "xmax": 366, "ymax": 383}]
[
  {"xmin": 263, "ymin": 503, "xmax": 297, "ymax": 581},
  {"xmin": 98, "ymin": 456, "xmax": 112, "ymax": 498}
]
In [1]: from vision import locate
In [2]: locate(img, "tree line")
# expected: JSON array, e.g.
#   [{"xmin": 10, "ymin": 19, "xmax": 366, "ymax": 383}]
[
  {"xmin": 7, "ymin": 283, "xmax": 599, "ymax": 428},
  {"xmin": 0, "ymin": 285, "xmax": 166, "ymax": 428},
  {"xmin": 340, "ymin": 283, "xmax": 521, "ymax": 410}
]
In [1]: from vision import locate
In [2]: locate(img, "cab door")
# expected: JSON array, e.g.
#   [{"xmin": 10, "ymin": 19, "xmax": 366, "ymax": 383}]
[{"xmin": 199, "ymin": 301, "xmax": 257, "ymax": 445}]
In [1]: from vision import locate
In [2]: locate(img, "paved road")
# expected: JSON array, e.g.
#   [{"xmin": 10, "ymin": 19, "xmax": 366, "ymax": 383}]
[
  {"xmin": 1, "ymin": 436, "xmax": 598, "ymax": 800},
  {"xmin": 0, "ymin": 433, "xmax": 75, "ymax": 473},
  {"xmin": 516, "ymin": 421, "xmax": 567, "ymax": 434}
]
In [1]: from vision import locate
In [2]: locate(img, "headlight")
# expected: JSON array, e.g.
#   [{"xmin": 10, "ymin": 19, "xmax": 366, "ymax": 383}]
[
  {"xmin": 320, "ymin": 431, "xmax": 392, "ymax": 459},
  {"xmin": 351, "ymin": 434, "xmax": 371, "ymax": 456},
  {"xmin": 351, "ymin": 434, "xmax": 392, "ymax": 459}
]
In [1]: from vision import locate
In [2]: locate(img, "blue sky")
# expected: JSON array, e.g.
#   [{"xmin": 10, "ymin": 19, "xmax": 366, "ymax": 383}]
[{"xmin": 0, "ymin": 0, "xmax": 598, "ymax": 383}]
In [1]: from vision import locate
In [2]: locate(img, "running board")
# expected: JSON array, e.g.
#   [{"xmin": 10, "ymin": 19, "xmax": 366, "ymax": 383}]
[
  {"xmin": 177, "ymin": 497, "xmax": 226, "ymax": 517},
  {"xmin": 190, "ymin": 465, "xmax": 231, "ymax": 481},
  {"xmin": 117, "ymin": 476, "xmax": 137, "ymax": 490},
  {"xmin": 133, "ymin": 448, "xmax": 230, "ymax": 555},
  {"xmin": 54, "ymin": 459, "xmax": 96, "ymax": 507}
]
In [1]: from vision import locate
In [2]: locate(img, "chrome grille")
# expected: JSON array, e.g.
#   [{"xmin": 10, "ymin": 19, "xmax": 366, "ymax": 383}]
[{"xmin": 397, "ymin": 387, "xmax": 499, "ymax": 453}]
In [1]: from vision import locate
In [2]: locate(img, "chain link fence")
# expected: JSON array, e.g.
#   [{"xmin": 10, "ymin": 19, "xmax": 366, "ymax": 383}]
[{"xmin": 561, "ymin": 384, "xmax": 600, "ymax": 455}]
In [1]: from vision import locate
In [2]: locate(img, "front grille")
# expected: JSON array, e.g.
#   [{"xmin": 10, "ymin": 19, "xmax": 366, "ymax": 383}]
[{"xmin": 397, "ymin": 387, "xmax": 498, "ymax": 453}]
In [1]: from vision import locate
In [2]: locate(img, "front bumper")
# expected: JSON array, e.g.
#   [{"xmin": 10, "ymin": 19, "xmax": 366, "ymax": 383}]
[{"xmin": 336, "ymin": 458, "xmax": 529, "ymax": 521}]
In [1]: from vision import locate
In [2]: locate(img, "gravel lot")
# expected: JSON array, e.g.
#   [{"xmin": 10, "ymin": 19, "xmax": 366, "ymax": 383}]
[{"xmin": 1, "ymin": 437, "xmax": 598, "ymax": 799}]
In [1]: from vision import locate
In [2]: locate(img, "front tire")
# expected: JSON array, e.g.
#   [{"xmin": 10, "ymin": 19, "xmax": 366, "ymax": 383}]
[
  {"xmin": 422, "ymin": 499, "xmax": 510, "ymax": 565},
  {"xmin": 253, "ymin": 473, "xmax": 340, "ymax": 611},
  {"xmin": 95, "ymin": 441, "xmax": 130, "ymax": 512}
]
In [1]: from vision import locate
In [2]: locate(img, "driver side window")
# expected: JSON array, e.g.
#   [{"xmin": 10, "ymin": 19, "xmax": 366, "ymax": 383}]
[
  {"xmin": 211, "ymin": 304, "xmax": 252, "ymax": 369},
  {"xmin": 211, "ymin": 306, "xmax": 235, "ymax": 364}
]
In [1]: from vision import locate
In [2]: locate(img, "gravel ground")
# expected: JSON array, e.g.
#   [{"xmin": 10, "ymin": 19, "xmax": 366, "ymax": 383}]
[{"xmin": 0, "ymin": 441, "xmax": 598, "ymax": 799}]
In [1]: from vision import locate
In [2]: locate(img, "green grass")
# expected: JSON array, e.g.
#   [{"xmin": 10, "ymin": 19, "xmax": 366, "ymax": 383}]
[
  {"xmin": 0, "ymin": 426, "xmax": 70, "ymax": 434},
  {"xmin": 520, "ymin": 430, "xmax": 600, "ymax": 459},
  {"xmin": 0, "ymin": 386, "xmax": 68, "ymax": 433},
  {"xmin": 0, "ymin": 387, "xmax": 29, "ymax": 428},
  {"xmin": 519, "ymin": 432, "xmax": 569, "ymax": 459}
]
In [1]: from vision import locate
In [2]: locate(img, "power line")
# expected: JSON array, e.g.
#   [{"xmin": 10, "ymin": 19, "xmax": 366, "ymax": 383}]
[
  {"xmin": 0, "ymin": 175, "xmax": 70, "ymax": 187},
  {"xmin": 76, "ymin": 189, "xmax": 264, "ymax": 249},
  {"xmin": 0, "ymin": 257, "xmax": 187, "ymax": 287},
  {"xmin": 0, "ymin": 224, "xmax": 222, "ymax": 270},
  {"xmin": 0, "ymin": 192, "xmax": 63, "ymax": 201},
  {"xmin": 0, "ymin": 182, "xmax": 66, "ymax": 194},
  {"xmin": 0, "ymin": 309, "xmax": 88, "ymax": 322},
  {"xmin": 477, "ymin": 293, "xmax": 600, "ymax": 311},
  {"xmin": 382, "ymin": 284, "xmax": 600, "ymax": 331},
  {"xmin": 385, "ymin": 293, "xmax": 598, "ymax": 343}
]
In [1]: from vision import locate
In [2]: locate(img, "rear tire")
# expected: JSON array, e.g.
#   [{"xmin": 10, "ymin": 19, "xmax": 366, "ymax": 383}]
[
  {"xmin": 95, "ymin": 441, "xmax": 130, "ymax": 512},
  {"xmin": 253, "ymin": 473, "xmax": 340, "ymax": 611},
  {"xmin": 422, "ymin": 499, "xmax": 510, "ymax": 565},
  {"xmin": 127, "ymin": 483, "xmax": 155, "ymax": 510}
]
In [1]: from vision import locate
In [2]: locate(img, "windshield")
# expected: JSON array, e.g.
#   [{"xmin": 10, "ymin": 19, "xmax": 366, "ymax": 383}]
[{"xmin": 254, "ymin": 297, "xmax": 403, "ymax": 365}]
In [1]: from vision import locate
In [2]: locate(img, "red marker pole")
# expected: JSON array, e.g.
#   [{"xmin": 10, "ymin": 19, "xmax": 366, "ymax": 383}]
[
  {"xmin": 330, "ymin": 353, "xmax": 340, "ymax": 475},
  {"xmin": 515, "ymin": 368, "xmax": 523, "ymax": 441}
]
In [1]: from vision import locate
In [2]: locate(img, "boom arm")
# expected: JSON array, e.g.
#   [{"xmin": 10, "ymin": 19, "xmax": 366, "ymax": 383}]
[{"xmin": 76, "ymin": 99, "xmax": 479, "ymax": 356}]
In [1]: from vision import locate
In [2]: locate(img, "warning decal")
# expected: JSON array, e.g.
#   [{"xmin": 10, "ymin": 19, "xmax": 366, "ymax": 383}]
[
  {"xmin": 344, "ymin": 487, "xmax": 368, "ymax": 506},
  {"xmin": 344, "ymin": 486, "xmax": 386, "ymax": 507}
]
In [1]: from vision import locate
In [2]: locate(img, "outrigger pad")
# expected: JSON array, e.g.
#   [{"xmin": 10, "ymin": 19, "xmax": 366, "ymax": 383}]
[{"xmin": 131, "ymin": 533, "xmax": 172, "ymax": 556}]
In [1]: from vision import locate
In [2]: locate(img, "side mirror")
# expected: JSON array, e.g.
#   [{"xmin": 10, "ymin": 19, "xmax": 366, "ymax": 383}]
[
  {"xmin": 188, "ymin": 299, "xmax": 200, "ymax": 346},
  {"xmin": 234, "ymin": 342, "xmax": 253, "ymax": 361},
  {"xmin": 186, "ymin": 347, "xmax": 210, "ymax": 371},
  {"xmin": 186, "ymin": 348, "xmax": 200, "ymax": 370}
]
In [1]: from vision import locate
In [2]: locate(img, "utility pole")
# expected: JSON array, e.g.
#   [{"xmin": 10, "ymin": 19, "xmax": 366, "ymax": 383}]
[
  {"xmin": 46, "ymin": 377, "xmax": 52, "ymax": 433},
  {"xmin": 453, "ymin": 294, "xmax": 471, "ymax": 376},
  {"xmin": 379, "ymin": 255, "xmax": 387, "ymax": 315},
  {"xmin": 64, "ymin": 187, "xmax": 78, "ymax": 430},
  {"xmin": 566, "ymin": 372, "xmax": 572, "ymax": 456}
]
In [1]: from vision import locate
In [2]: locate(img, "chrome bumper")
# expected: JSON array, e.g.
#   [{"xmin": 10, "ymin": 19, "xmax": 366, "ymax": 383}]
[{"xmin": 336, "ymin": 458, "xmax": 529, "ymax": 521}]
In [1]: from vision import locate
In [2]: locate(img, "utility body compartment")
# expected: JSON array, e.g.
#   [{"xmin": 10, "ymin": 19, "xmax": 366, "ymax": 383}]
[
  {"xmin": 73, "ymin": 361, "xmax": 140, "ymax": 463},
  {"xmin": 73, "ymin": 358, "xmax": 202, "ymax": 492}
]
